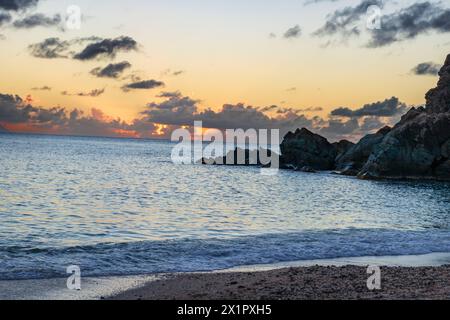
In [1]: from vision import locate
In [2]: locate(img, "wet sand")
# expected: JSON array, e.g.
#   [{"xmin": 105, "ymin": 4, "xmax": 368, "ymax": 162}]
[
  {"xmin": 111, "ymin": 265, "xmax": 450, "ymax": 300},
  {"xmin": 2, "ymin": 253, "xmax": 450, "ymax": 300}
]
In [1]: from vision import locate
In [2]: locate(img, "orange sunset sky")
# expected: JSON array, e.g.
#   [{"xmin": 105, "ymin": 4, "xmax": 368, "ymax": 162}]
[{"xmin": 0, "ymin": 0, "xmax": 449, "ymax": 141}]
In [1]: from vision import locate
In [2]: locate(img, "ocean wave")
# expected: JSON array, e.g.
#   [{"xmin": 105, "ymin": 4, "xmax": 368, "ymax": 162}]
[{"xmin": 1, "ymin": 228, "xmax": 450, "ymax": 280}]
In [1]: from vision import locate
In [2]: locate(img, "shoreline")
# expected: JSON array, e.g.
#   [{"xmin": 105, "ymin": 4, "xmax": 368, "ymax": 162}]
[
  {"xmin": 111, "ymin": 264, "xmax": 450, "ymax": 300},
  {"xmin": 2, "ymin": 252, "xmax": 450, "ymax": 300}
]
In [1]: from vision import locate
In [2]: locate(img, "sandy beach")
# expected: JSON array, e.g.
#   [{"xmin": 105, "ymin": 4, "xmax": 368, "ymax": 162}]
[
  {"xmin": 1, "ymin": 253, "xmax": 450, "ymax": 300},
  {"xmin": 110, "ymin": 265, "xmax": 450, "ymax": 300}
]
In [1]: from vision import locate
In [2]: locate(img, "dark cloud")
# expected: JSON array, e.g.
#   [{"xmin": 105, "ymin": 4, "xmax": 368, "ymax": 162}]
[
  {"xmin": 0, "ymin": 93, "xmax": 34, "ymax": 123},
  {"xmin": 161, "ymin": 69, "xmax": 185, "ymax": 77},
  {"xmin": 284, "ymin": 25, "xmax": 302, "ymax": 38},
  {"xmin": 157, "ymin": 91, "xmax": 182, "ymax": 98},
  {"xmin": 1, "ymin": 91, "xmax": 409, "ymax": 142},
  {"xmin": 0, "ymin": 94, "xmax": 66, "ymax": 127},
  {"xmin": 359, "ymin": 116, "xmax": 385, "ymax": 132},
  {"xmin": 368, "ymin": 2, "xmax": 450, "ymax": 47},
  {"xmin": 259, "ymin": 105, "xmax": 278, "ymax": 113},
  {"xmin": 61, "ymin": 88, "xmax": 105, "ymax": 97},
  {"xmin": 28, "ymin": 37, "xmax": 72, "ymax": 59},
  {"xmin": 412, "ymin": 62, "xmax": 441, "ymax": 76},
  {"xmin": 122, "ymin": 80, "xmax": 165, "ymax": 92},
  {"xmin": 0, "ymin": 11, "xmax": 11, "ymax": 26},
  {"xmin": 90, "ymin": 61, "xmax": 132, "ymax": 79},
  {"xmin": 330, "ymin": 97, "xmax": 407, "ymax": 118},
  {"xmin": 319, "ymin": 97, "xmax": 410, "ymax": 141},
  {"xmin": 0, "ymin": 0, "xmax": 38, "ymax": 11},
  {"xmin": 313, "ymin": 0, "xmax": 382, "ymax": 38},
  {"xmin": 0, "ymin": 92, "xmax": 160, "ymax": 138},
  {"xmin": 73, "ymin": 36, "xmax": 138, "ymax": 61},
  {"xmin": 319, "ymin": 117, "xmax": 360, "ymax": 136},
  {"xmin": 314, "ymin": 1, "xmax": 450, "ymax": 47},
  {"xmin": 141, "ymin": 92, "xmax": 396, "ymax": 141},
  {"xmin": 12, "ymin": 13, "xmax": 61, "ymax": 29},
  {"xmin": 141, "ymin": 92, "xmax": 313, "ymax": 136},
  {"xmin": 28, "ymin": 37, "xmax": 104, "ymax": 59},
  {"xmin": 31, "ymin": 86, "xmax": 51, "ymax": 91},
  {"xmin": 298, "ymin": 107, "xmax": 323, "ymax": 112}
]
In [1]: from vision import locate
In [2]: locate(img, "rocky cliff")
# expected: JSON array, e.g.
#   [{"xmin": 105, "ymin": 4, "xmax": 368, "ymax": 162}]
[
  {"xmin": 280, "ymin": 128, "xmax": 338, "ymax": 171},
  {"xmin": 335, "ymin": 126, "xmax": 391, "ymax": 176},
  {"xmin": 358, "ymin": 54, "xmax": 450, "ymax": 180},
  {"xmin": 280, "ymin": 53, "xmax": 450, "ymax": 180},
  {"xmin": 201, "ymin": 54, "xmax": 450, "ymax": 181}
]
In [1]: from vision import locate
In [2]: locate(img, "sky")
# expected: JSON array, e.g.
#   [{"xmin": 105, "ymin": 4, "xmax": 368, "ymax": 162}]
[{"xmin": 0, "ymin": 0, "xmax": 449, "ymax": 142}]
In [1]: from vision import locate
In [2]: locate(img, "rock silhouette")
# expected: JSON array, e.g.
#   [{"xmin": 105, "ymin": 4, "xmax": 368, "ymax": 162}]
[
  {"xmin": 280, "ymin": 128, "xmax": 337, "ymax": 171},
  {"xmin": 358, "ymin": 54, "xmax": 450, "ymax": 180},
  {"xmin": 335, "ymin": 126, "xmax": 391, "ymax": 176},
  {"xmin": 202, "ymin": 54, "xmax": 450, "ymax": 181},
  {"xmin": 200, "ymin": 147, "xmax": 277, "ymax": 167}
]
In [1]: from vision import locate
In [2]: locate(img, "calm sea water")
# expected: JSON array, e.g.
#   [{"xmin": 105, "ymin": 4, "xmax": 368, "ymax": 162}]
[{"xmin": 1, "ymin": 133, "xmax": 450, "ymax": 280}]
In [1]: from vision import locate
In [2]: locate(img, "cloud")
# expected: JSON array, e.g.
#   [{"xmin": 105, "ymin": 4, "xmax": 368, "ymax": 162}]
[
  {"xmin": 319, "ymin": 97, "xmax": 410, "ymax": 141},
  {"xmin": 0, "ymin": 93, "xmax": 35, "ymax": 123},
  {"xmin": 12, "ymin": 13, "xmax": 61, "ymax": 29},
  {"xmin": 90, "ymin": 61, "xmax": 131, "ymax": 78},
  {"xmin": 162, "ymin": 69, "xmax": 185, "ymax": 77},
  {"xmin": 314, "ymin": 1, "xmax": 450, "ymax": 47},
  {"xmin": 30, "ymin": 38, "xmax": 70, "ymax": 58},
  {"xmin": 0, "ymin": 11, "xmax": 11, "ymax": 26},
  {"xmin": 28, "ymin": 37, "xmax": 103, "ymax": 59},
  {"xmin": 1, "ymin": 91, "xmax": 410, "ymax": 142},
  {"xmin": 297, "ymin": 107, "xmax": 323, "ymax": 112},
  {"xmin": 359, "ymin": 116, "xmax": 385, "ymax": 132},
  {"xmin": 0, "ymin": 92, "xmax": 161, "ymax": 138},
  {"xmin": 28, "ymin": 36, "xmax": 134, "ymax": 61},
  {"xmin": 61, "ymin": 88, "xmax": 105, "ymax": 97},
  {"xmin": 319, "ymin": 117, "xmax": 360, "ymax": 136},
  {"xmin": 330, "ymin": 97, "xmax": 407, "ymax": 118},
  {"xmin": 157, "ymin": 91, "xmax": 182, "ymax": 98},
  {"xmin": 313, "ymin": 0, "xmax": 382, "ymax": 38},
  {"xmin": 304, "ymin": 0, "xmax": 339, "ymax": 5},
  {"xmin": 141, "ymin": 92, "xmax": 314, "ymax": 135},
  {"xmin": 0, "ymin": 0, "xmax": 38, "ymax": 11},
  {"xmin": 284, "ymin": 25, "xmax": 302, "ymax": 38},
  {"xmin": 31, "ymin": 86, "xmax": 51, "ymax": 91},
  {"xmin": 368, "ymin": 2, "xmax": 450, "ymax": 47},
  {"xmin": 141, "ymin": 93, "xmax": 406, "ymax": 141},
  {"xmin": 122, "ymin": 80, "xmax": 165, "ymax": 92},
  {"xmin": 73, "ymin": 36, "xmax": 138, "ymax": 60},
  {"xmin": 412, "ymin": 62, "xmax": 441, "ymax": 76},
  {"xmin": 29, "ymin": 37, "xmax": 70, "ymax": 59}
]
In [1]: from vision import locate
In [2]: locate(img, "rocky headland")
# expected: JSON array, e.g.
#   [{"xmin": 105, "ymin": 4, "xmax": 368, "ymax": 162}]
[
  {"xmin": 202, "ymin": 54, "xmax": 450, "ymax": 181},
  {"xmin": 281, "ymin": 54, "xmax": 450, "ymax": 181}
]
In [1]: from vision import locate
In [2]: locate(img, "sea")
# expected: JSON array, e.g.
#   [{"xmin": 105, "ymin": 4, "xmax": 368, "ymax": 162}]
[{"xmin": 1, "ymin": 133, "xmax": 450, "ymax": 280}]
